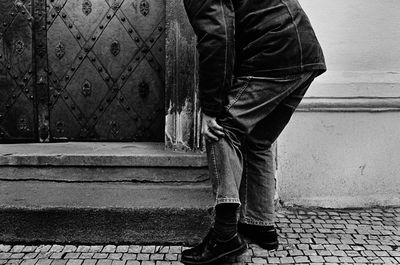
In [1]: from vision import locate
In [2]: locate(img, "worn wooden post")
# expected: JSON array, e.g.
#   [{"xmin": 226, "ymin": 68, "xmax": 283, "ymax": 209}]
[{"xmin": 165, "ymin": 0, "xmax": 203, "ymax": 152}]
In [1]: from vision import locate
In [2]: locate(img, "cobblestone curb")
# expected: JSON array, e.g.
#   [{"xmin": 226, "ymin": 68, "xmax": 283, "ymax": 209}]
[{"xmin": 0, "ymin": 207, "xmax": 399, "ymax": 264}]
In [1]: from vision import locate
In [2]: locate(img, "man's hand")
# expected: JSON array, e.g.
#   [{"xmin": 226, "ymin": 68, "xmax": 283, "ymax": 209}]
[{"xmin": 202, "ymin": 113, "xmax": 225, "ymax": 142}]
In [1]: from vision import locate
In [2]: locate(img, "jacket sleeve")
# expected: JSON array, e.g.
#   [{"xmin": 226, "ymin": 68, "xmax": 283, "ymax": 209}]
[{"xmin": 183, "ymin": 0, "xmax": 235, "ymax": 117}]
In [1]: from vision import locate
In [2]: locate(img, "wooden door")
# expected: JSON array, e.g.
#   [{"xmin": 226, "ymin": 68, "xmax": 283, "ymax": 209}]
[{"xmin": 0, "ymin": 0, "xmax": 165, "ymax": 143}]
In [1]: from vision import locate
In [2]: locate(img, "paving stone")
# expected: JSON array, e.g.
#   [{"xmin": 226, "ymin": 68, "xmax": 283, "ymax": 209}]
[
  {"xmin": 10, "ymin": 253, "xmax": 25, "ymax": 259},
  {"xmin": 11, "ymin": 246, "xmax": 25, "ymax": 253},
  {"xmin": 251, "ymin": 257, "xmax": 267, "ymax": 263},
  {"xmin": 89, "ymin": 246, "xmax": 103, "ymax": 253},
  {"xmin": 5, "ymin": 260, "xmax": 22, "ymax": 265},
  {"xmin": 125, "ymin": 262, "xmax": 140, "ymax": 265},
  {"xmin": 388, "ymin": 250, "xmax": 400, "ymax": 256},
  {"xmin": 62, "ymin": 246, "xmax": 76, "ymax": 253},
  {"xmin": 97, "ymin": 260, "xmax": 112, "ymax": 265},
  {"xmin": 122, "ymin": 254, "xmax": 137, "ymax": 260},
  {"xmin": 251, "ymin": 248, "xmax": 269, "ymax": 257},
  {"xmin": 164, "ymin": 254, "xmax": 178, "ymax": 261},
  {"xmin": 35, "ymin": 246, "xmax": 52, "ymax": 253},
  {"xmin": 49, "ymin": 253, "xmax": 63, "ymax": 259},
  {"xmin": 293, "ymin": 256, "xmax": 309, "ymax": 263},
  {"xmin": 167, "ymin": 247, "xmax": 181, "ymax": 254},
  {"xmin": 108, "ymin": 253, "xmax": 123, "ymax": 260},
  {"xmin": 127, "ymin": 246, "xmax": 141, "ymax": 254},
  {"xmin": 102, "ymin": 246, "xmax": 116, "ymax": 253},
  {"xmin": 79, "ymin": 253, "xmax": 94, "ymax": 259},
  {"xmin": 81, "ymin": 260, "xmax": 96, "ymax": 265},
  {"xmin": 0, "ymin": 245, "xmax": 12, "ymax": 252},
  {"xmin": 23, "ymin": 253, "xmax": 38, "ymax": 260},
  {"xmin": 147, "ymin": 253, "xmax": 164, "ymax": 261},
  {"xmin": 136, "ymin": 254, "xmax": 150, "ymax": 261},
  {"xmin": 110, "ymin": 261, "xmax": 125, "ymax": 265},
  {"xmin": 266, "ymin": 257, "xmax": 280, "ymax": 263},
  {"xmin": 155, "ymin": 262, "xmax": 172, "ymax": 265},
  {"xmin": 302, "ymin": 250, "xmax": 317, "ymax": 256},
  {"xmin": 50, "ymin": 260, "xmax": 67, "ymax": 265},
  {"xmin": 65, "ymin": 259, "xmax": 82, "ymax": 265},
  {"xmin": 22, "ymin": 247, "xmax": 37, "ymax": 253},
  {"xmin": 64, "ymin": 253, "xmax": 80, "ymax": 259},
  {"xmin": 324, "ymin": 256, "xmax": 340, "ymax": 263},
  {"xmin": 93, "ymin": 253, "xmax": 108, "ymax": 259},
  {"xmin": 353, "ymin": 256, "xmax": 370, "ymax": 263},
  {"xmin": 20, "ymin": 260, "xmax": 38, "ymax": 265},
  {"xmin": 0, "ymin": 254, "xmax": 11, "ymax": 259},
  {"xmin": 381, "ymin": 257, "xmax": 398, "ymax": 263},
  {"xmin": 279, "ymin": 256, "xmax": 294, "ymax": 263},
  {"xmin": 116, "ymin": 246, "xmax": 129, "ymax": 253},
  {"xmin": 309, "ymin": 256, "xmax": 324, "ymax": 263},
  {"xmin": 49, "ymin": 246, "xmax": 64, "ymax": 253},
  {"xmin": 338, "ymin": 256, "xmax": 354, "ymax": 263},
  {"xmin": 141, "ymin": 262, "xmax": 155, "ymax": 265},
  {"xmin": 141, "ymin": 246, "xmax": 156, "ymax": 254},
  {"xmin": 374, "ymin": 250, "xmax": 390, "ymax": 256}
]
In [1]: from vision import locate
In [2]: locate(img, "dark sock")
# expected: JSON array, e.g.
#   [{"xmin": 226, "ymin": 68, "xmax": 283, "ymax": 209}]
[{"xmin": 213, "ymin": 203, "xmax": 239, "ymax": 241}]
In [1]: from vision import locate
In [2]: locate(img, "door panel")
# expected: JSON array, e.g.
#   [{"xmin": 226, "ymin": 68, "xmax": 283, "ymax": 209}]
[
  {"xmin": 0, "ymin": 0, "xmax": 36, "ymax": 142},
  {"xmin": 0, "ymin": 0, "xmax": 165, "ymax": 143},
  {"xmin": 46, "ymin": 0, "xmax": 165, "ymax": 141}
]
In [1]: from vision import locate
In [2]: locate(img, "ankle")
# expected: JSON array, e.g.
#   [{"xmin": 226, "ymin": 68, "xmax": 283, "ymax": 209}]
[{"xmin": 213, "ymin": 203, "xmax": 240, "ymax": 241}]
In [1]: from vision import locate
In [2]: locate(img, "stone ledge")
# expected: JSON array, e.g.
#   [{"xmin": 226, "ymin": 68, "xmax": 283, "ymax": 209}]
[
  {"xmin": 0, "ymin": 166, "xmax": 209, "ymax": 182},
  {"xmin": 0, "ymin": 142, "xmax": 207, "ymax": 167},
  {"xmin": 0, "ymin": 181, "xmax": 214, "ymax": 244},
  {"xmin": 0, "ymin": 181, "xmax": 213, "ymax": 209}
]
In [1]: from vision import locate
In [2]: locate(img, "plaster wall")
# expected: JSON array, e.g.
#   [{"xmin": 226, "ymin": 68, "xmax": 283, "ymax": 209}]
[
  {"xmin": 277, "ymin": 0, "xmax": 400, "ymax": 207},
  {"xmin": 278, "ymin": 112, "xmax": 400, "ymax": 208}
]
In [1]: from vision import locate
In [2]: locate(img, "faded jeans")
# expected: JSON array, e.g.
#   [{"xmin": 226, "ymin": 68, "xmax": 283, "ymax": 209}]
[{"xmin": 206, "ymin": 71, "xmax": 316, "ymax": 226}]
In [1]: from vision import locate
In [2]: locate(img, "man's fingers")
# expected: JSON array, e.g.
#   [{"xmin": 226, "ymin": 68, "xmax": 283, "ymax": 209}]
[
  {"xmin": 208, "ymin": 121, "xmax": 225, "ymax": 136},
  {"xmin": 209, "ymin": 127, "xmax": 225, "ymax": 137},
  {"xmin": 203, "ymin": 130, "xmax": 219, "ymax": 141},
  {"xmin": 210, "ymin": 121, "xmax": 224, "ymax": 131}
]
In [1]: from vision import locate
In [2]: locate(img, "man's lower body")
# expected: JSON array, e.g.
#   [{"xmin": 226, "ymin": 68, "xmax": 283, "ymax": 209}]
[{"xmin": 181, "ymin": 71, "xmax": 317, "ymax": 265}]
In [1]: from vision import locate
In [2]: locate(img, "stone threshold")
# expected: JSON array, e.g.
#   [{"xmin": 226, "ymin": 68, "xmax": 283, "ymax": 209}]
[
  {"xmin": 0, "ymin": 143, "xmax": 212, "ymax": 244},
  {"xmin": 0, "ymin": 142, "xmax": 207, "ymax": 167},
  {"xmin": 0, "ymin": 142, "xmax": 208, "ymax": 183}
]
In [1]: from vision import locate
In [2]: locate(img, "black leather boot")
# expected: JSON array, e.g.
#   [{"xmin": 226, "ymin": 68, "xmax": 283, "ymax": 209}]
[
  {"xmin": 238, "ymin": 222, "xmax": 279, "ymax": 250},
  {"xmin": 180, "ymin": 229, "xmax": 248, "ymax": 265}
]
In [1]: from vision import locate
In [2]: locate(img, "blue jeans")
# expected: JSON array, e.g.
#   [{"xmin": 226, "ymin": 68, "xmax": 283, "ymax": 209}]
[{"xmin": 206, "ymin": 71, "xmax": 316, "ymax": 226}]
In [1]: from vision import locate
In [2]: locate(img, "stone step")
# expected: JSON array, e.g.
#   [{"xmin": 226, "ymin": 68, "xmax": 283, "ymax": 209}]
[
  {"xmin": 0, "ymin": 181, "xmax": 213, "ymax": 245},
  {"xmin": 0, "ymin": 142, "xmax": 213, "ymax": 245},
  {"xmin": 0, "ymin": 142, "xmax": 208, "ymax": 182}
]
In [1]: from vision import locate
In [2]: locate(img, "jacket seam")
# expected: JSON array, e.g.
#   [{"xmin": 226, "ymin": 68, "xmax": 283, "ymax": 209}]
[
  {"xmin": 225, "ymin": 79, "xmax": 250, "ymax": 111},
  {"xmin": 220, "ymin": 0, "xmax": 229, "ymax": 95},
  {"xmin": 280, "ymin": 0, "xmax": 303, "ymax": 71},
  {"xmin": 239, "ymin": 63, "xmax": 326, "ymax": 73}
]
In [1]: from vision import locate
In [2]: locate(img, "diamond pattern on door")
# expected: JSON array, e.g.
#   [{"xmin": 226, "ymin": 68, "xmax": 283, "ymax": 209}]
[
  {"xmin": 47, "ymin": 0, "xmax": 165, "ymax": 141},
  {"xmin": 92, "ymin": 16, "xmax": 139, "ymax": 80},
  {"xmin": 63, "ymin": 58, "xmax": 109, "ymax": 119},
  {"xmin": 47, "ymin": 16, "xmax": 82, "ymax": 80},
  {"xmin": 0, "ymin": 0, "xmax": 35, "ymax": 142},
  {"xmin": 62, "ymin": 0, "xmax": 109, "ymax": 42}
]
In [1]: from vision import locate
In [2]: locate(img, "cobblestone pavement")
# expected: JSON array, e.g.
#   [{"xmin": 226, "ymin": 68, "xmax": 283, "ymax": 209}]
[{"xmin": 0, "ymin": 207, "xmax": 399, "ymax": 264}]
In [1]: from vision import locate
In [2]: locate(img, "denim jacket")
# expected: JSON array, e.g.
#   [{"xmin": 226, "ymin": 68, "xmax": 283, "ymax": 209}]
[{"xmin": 183, "ymin": 0, "xmax": 327, "ymax": 117}]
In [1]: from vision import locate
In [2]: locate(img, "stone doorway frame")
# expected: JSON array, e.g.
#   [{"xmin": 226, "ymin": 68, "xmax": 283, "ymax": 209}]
[{"xmin": 164, "ymin": 1, "xmax": 202, "ymax": 152}]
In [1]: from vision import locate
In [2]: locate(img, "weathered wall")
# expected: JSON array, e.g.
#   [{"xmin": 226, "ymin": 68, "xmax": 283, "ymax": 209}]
[
  {"xmin": 277, "ymin": 0, "xmax": 400, "ymax": 207},
  {"xmin": 165, "ymin": 0, "xmax": 202, "ymax": 151}
]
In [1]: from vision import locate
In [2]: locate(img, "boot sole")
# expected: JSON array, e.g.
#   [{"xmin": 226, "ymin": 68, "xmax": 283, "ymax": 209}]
[
  {"xmin": 180, "ymin": 242, "xmax": 248, "ymax": 265},
  {"xmin": 241, "ymin": 235, "xmax": 279, "ymax": 250},
  {"xmin": 257, "ymin": 240, "xmax": 279, "ymax": 250}
]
